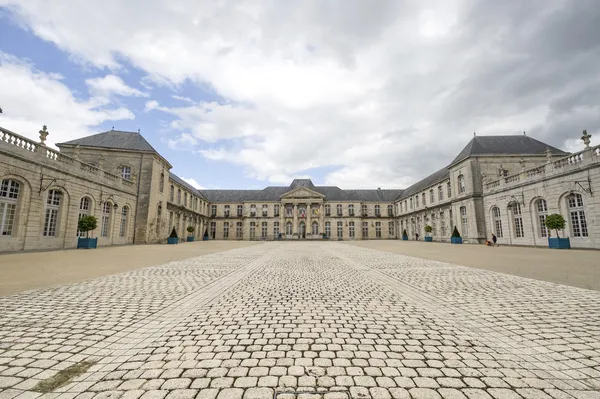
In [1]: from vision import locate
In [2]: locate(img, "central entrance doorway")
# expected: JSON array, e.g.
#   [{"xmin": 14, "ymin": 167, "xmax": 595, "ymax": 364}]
[{"xmin": 298, "ymin": 221, "xmax": 306, "ymax": 239}]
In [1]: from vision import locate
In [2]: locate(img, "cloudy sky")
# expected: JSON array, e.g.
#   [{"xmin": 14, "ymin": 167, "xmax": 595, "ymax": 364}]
[{"xmin": 0, "ymin": 1, "xmax": 598, "ymax": 189}]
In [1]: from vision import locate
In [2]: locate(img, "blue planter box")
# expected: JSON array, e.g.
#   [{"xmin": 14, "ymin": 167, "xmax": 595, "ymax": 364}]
[
  {"xmin": 203, "ymin": 236, "xmax": 209, "ymax": 241},
  {"xmin": 451, "ymin": 236, "xmax": 463, "ymax": 244},
  {"xmin": 187, "ymin": 236, "xmax": 195, "ymax": 242},
  {"xmin": 167, "ymin": 237, "xmax": 178, "ymax": 245},
  {"xmin": 402, "ymin": 236, "xmax": 408, "ymax": 241},
  {"xmin": 424, "ymin": 236, "xmax": 433, "ymax": 242},
  {"xmin": 77, "ymin": 237, "xmax": 97, "ymax": 249},
  {"xmin": 548, "ymin": 237, "xmax": 570, "ymax": 249}
]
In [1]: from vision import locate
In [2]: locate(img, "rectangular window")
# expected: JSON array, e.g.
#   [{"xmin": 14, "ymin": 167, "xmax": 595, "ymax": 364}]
[
  {"xmin": 236, "ymin": 222, "xmax": 243, "ymax": 239},
  {"xmin": 410, "ymin": 198, "xmax": 413, "ymax": 209},
  {"xmin": 177, "ymin": 189, "xmax": 181, "ymax": 204},
  {"xmin": 337, "ymin": 221, "xmax": 343, "ymax": 238},
  {"xmin": 262, "ymin": 204, "xmax": 268, "ymax": 217},
  {"xmin": 387, "ymin": 205, "xmax": 393, "ymax": 216},
  {"xmin": 460, "ymin": 206, "xmax": 468, "ymax": 237},
  {"xmin": 250, "ymin": 205, "xmax": 256, "ymax": 217},
  {"xmin": 237, "ymin": 205, "xmax": 243, "ymax": 217},
  {"xmin": 285, "ymin": 222, "xmax": 293, "ymax": 236},
  {"xmin": 170, "ymin": 185, "xmax": 174, "ymax": 202},
  {"xmin": 100, "ymin": 201, "xmax": 111, "ymax": 238},
  {"xmin": 325, "ymin": 204, "xmax": 331, "ymax": 216},
  {"xmin": 512, "ymin": 203, "xmax": 524, "ymax": 238},
  {"xmin": 261, "ymin": 222, "xmax": 268, "ymax": 238},
  {"xmin": 375, "ymin": 205, "xmax": 380, "ymax": 216},
  {"xmin": 159, "ymin": 173, "xmax": 164, "ymax": 193},
  {"xmin": 223, "ymin": 222, "xmax": 229, "ymax": 238},
  {"xmin": 348, "ymin": 204, "xmax": 354, "ymax": 216},
  {"xmin": 286, "ymin": 206, "xmax": 293, "ymax": 217},
  {"xmin": 430, "ymin": 189, "xmax": 434, "ymax": 203},
  {"xmin": 389, "ymin": 221, "xmax": 394, "ymax": 237},
  {"xmin": 440, "ymin": 212, "xmax": 445, "ymax": 236},
  {"xmin": 458, "ymin": 175, "xmax": 465, "ymax": 194},
  {"xmin": 210, "ymin": 221, "xmax": 216, "ymax": 239},
  {"xmin": 325, "ymin": 222, "xmax": 331, "ymax": 237},
  {"xmin": 224, "ymin": 205, "xmax": 230, "ymax": 217},
  {"xmin": 568, "ymin": 194, "xmax": 588, "ymax": 237},
  {"xmin": 211, "ymin": 204, "xmax": 217, "ymax": 217},
  {"xmin": 121, "ymin": 166, "xmax": 131, "ymax": 180},
  {"xmin": 421, "ymin": 193, "xmax": 426, "ymax": 206},
  {"xmin": 362, "ymin": 222, "xmax": 368, "ymax": 238},
  {"xmin": 250, "ymin": 222, "xmax": 256, "ymax": 238},
  {"xmin": 119, "ymin": 207, "xmax": 128, "ymax": 237},
  {"xmin": 415, "ymin": 196, "xmax": 419, "ymax": 208},
  {"xmin": 438, "ymin": 186, "xmax": 443, "ymax": 201},
  {"xmin": 447, "ymin": 181, "xmax": 452, "ymax": 197},
  {"xmin": 362, "ymin": 204, "xmax": 368, "ymax": 216},
  {"xmin": 493, "ymin": 207, "xmax": 503, "ymax": 238},
  {"xmin": 274, "ymin": 222, "xmax": 280, "ymax": 236},
  {"xmin": 274, "ymin": 205, "xmax": 280, "ymax": 217},
  {"xmin": 349, "ymin": 222, "xmax": 355, "ymax": 238},
  {"xmin": 376, "ymin": 222, "xmax": 381, "ymax": 238},
  {"xmin": 337, "ymin": 204, "xmax": 343, "ymax": 216}
]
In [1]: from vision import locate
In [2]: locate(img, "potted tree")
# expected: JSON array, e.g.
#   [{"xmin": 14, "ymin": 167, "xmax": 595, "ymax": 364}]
[
  {"xmin": 77, "ymin": 215, "xmax": 98, "ymax": 249},
  {"xmin": 546, "ymin": 214, "xmax": 570, "ymax": 249},
  {"xmin": 167, "ymin": 227, "xmax": 179, "ymax": 244},
  {"xmin": 450, "ymin": 226, "xmax": 462, "ymax": 244},
  {"xmin": 186, "ymin": 226, "xmax": 195, "ymax": 242},
  {"xmin": 402, "ymin": 229, "xmax": 408, "ymax": 241},
  {"xmin": 424, "ymin": 225, "xmax": 433, "ymax": 242}
]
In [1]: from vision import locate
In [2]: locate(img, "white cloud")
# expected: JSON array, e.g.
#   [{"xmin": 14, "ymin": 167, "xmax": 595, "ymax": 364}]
[
  {"xmin": 86, "ymin": 74, "xmax": 148, "ymax": 101},
  {"xmin": 0, "ymin": 52, "xmax": 135, "ymax": 147},
  {"xmin": 180, "ymin": 177, "xmax": 204, "ymax": 189},
  {"xmin": 2, "ymin": 0, "xmax": 595, "ymax": 187}
]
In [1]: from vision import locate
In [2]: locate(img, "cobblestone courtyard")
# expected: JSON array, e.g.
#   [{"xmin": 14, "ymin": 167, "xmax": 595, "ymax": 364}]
[{"xmin": 1, "ymin": 242, "xmax": 599, "ymax": 399}]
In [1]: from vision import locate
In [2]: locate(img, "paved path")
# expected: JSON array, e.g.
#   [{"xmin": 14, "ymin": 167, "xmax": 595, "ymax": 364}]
[{"xmin": 1, "ymin": 242, "xmax": 599, "ymax": 399}]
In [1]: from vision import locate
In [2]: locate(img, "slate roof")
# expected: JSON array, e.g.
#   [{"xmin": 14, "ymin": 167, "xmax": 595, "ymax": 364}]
[
  {"xmin": 170, "ymin": 174, "xmax": 207, "ymax": 200},
  {"xmin": 450, "ymin": 135, "xmax": 568, "ymax": 166},
  {"xmin": 397, "ymin": 167, "xmax": 450, "ymax": 201},
  {"xmin": 199, "ymin": 180, "xmax": 404, "ymax": 203},
  {"xmin": 57, "ymin": 130, "xmax": 158, "ymax": 152}
]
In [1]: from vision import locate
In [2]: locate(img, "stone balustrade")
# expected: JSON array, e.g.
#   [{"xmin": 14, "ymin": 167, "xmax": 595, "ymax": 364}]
[
  {"xmin": 484, "ymin": 144, "xmax": 599, "ymax": 192},
  {"xmin": 1, "ymin": 126, "xmax": 134, "ymax": 189}
]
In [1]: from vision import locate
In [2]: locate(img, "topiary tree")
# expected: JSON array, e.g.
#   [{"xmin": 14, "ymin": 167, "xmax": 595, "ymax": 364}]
[
  {"xmin": 451, "ymin": 226, "xmax": 461, "ymax": 238},
  {"xmin": 545, "ymin": 214, "xmax": 566, "ymax": 238},
  {"xmin": 187, "ymin": 225, "xmax": 195, "ymax": 236},
  {"xmin": 424, "ymin": 225, "xmax": 433, "ymax": 234},
  {"xmin": 169, "ymin": 227, "xmax": 178, "ymax": 239},
  {"xmin": 77, "ymin": 215, "xmax": 97, "ymax": 238},
  {"xmin": 402, "ymin": 229, "xmax": 408, "ymax": 239}
]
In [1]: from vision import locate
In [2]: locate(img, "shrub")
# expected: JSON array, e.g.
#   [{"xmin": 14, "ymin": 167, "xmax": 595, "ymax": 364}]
[
  {"xmin": 169, "ymin": 227, "xmax": 178, "ymax": 239},
  {"xmin": 545, "ymin": 214, "xmax": 566, "ymax": 238},
  {"xmin": 424, "ymin": 225, "xmax": 433, "ymax": 233},
  {"xmin": 451, "ymin": 226, "xmax": 461, "ymax": 238},
  {"xmin": 186, "ymin": 225, "xmax": 195, "ymax": 233},
  {"xmin": 77, "ymin": 215, "xmax": 97, "ymax": 238}
]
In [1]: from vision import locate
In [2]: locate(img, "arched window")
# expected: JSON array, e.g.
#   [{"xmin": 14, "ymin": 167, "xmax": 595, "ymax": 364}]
[
  {"xmin": 44, "ymin": 190, "xmax": 62, "ymax": 237},
  {"xmin": 460, "ymin": 206, "xmax": 468, "ymax": 236},
  {"xmin": 100, "ymin": 202, "xmax": 112, "ymax": 237},
  {"xmin": 536, "ymin": 199, "xmax": 548, "ymax": 237},
  {"xmin": 285, "ymin": 222, "xmax": 293, "ymax": 236},
  {"xmin": 568, "ymin": 194, "xmax": 588, "ymax": 237},
  {"xmin": 511, "ymin": 203, "xmax": 524, "ymax": 238},
  {"xmin": 77, "ymin": 197, "xmax": 92, "ymax": 237},
  {"xmin": 312, "ymin": 221, "xmax": 319, "ymax": 235},
  {"xmin": 119, "ymin": 206, "xmax": 129, "ymax": 237},
  {"xmin": 0, "ymin": 179, "xmax": 20, "ymax": 236},
  {"xmin": 458, "ymin": 175, "xmax": 466, "ymax": 194},
  {"xmin": 492, "ymin": 207, "xmax": 503, "ymax": 237}
]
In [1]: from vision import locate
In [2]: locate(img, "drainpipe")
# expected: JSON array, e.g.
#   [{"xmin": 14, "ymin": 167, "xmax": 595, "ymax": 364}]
[{"xmin": 132, "ymin": 154, "xmax": 144, "ymax": 244}]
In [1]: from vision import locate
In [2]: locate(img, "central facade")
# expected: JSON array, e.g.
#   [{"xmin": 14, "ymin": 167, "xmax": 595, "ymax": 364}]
[{"xmin": 200, "ymin": 179, "xmax": 401, "ymax": 240}]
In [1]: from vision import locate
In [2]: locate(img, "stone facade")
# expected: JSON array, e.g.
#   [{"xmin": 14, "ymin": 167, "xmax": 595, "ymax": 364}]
[{"xmin": 1, "ymin": 124, "xmax": 599, "ymax": 252}]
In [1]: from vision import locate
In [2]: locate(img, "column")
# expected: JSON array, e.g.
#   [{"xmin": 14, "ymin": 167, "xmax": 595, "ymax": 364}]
[
  {"xmin": 279, "ymin": 203, "xmax": 284, "ymax": 237},
  {"xmin": 319, "ymin": 204, "xmax": 324, "ymax": 234},
  {"xmin": 293, "ymin": 204, "xmax": 298, "ymax": 234}
]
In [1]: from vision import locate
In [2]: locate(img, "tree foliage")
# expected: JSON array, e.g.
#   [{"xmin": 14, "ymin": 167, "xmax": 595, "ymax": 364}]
[
  {"xmin": 77, "ymin": 216, "xmax": 97, "ymax": 238},
  {"xmin": 545, "ymin": 213, "xmax": 566, "ymax": 238}
]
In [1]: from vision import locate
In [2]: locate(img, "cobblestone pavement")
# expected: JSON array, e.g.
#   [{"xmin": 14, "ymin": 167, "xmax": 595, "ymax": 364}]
[{"xmin": 1, "ymin": 243, "xmax": 599, "ymax": 399}]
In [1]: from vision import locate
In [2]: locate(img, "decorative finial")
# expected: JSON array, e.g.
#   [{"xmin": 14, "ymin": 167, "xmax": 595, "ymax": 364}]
[
  {"xmin": 473, "ymin": 131, "xmax": 476, "ymax": 137},
  {"xmin": 545, "ymin": 147, "xmax": 552, "ymax": 159},
  {"xmin": 98, "ymin": 156, "xmax": 105, "ymax": 169},
  {"xmin": 112, "ymin": 126, "xmax": 114, "ymax": 131},
  {"xmin": 519, "ymin": 157, "xmax": 526, "ymax": 170},
  {"xmin": 38, "ymin": 125, "xmax": 49, "ymax": 145},
  {"xmin": 138, "ymin": 128, "xmax": 140, "ymax": 133},
  {"xmin": 523, "ymin": 131, "xmax": 526, "ymax": 136},
  {"xmin": 581, "ymin": 129, "xmax": 592, "ymax": 148}
]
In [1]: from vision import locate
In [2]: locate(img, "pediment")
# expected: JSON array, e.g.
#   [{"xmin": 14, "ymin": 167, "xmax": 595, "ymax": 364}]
[{"xmin": 280, "ymin": 187, "xmax": 324, "ymax": 199}]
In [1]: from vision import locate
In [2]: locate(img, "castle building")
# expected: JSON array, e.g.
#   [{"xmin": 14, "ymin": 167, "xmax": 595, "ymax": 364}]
[{"xmin": 1, "ymin": 125, "xmax": 598, "ymax": 252}]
